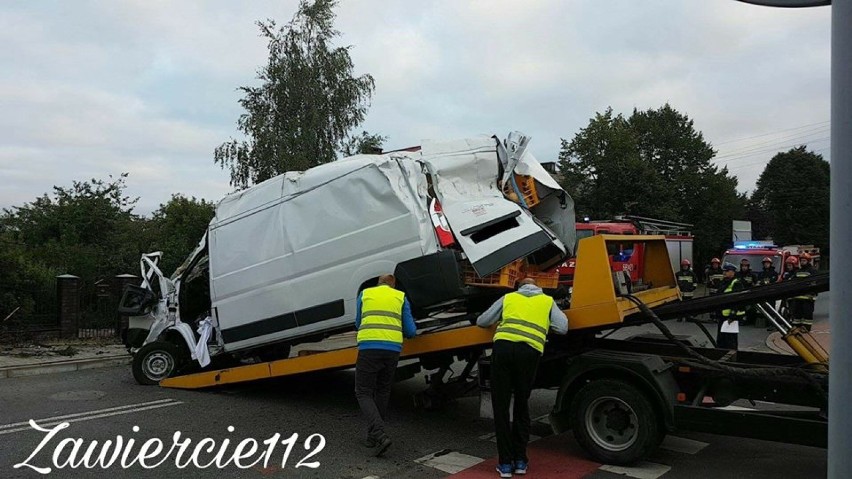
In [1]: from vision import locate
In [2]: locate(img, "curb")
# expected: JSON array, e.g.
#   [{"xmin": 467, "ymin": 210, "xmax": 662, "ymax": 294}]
[
  {"xmin": 764, "ymin": 332, "xmax": 795, "ymax": 355},
  {"xmin": 0, "ymin": 354, "xmax": 131, "ymax": 379}
]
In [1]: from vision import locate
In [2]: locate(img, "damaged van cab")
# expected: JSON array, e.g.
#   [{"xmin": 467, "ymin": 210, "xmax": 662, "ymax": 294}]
[{"xmin": 120, "ymin": 132, "xmax": 576, "ymax": 384}]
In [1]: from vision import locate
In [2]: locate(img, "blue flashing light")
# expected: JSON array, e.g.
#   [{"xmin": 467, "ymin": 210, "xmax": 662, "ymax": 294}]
[{"xmin": 733, "ymin": 240, "xmax": 777, "ymax": 250}]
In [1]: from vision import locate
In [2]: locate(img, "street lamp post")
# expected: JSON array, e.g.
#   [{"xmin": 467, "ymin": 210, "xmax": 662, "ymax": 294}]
[{"xmin": 738, "ymin": 1, "xmax": 846, "ymax": 476}]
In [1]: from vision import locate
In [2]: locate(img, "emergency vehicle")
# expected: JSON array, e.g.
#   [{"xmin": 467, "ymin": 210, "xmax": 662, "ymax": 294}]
[{"xmin": 557, "ymin": 216, "xmax": 693, "ymax": 288}]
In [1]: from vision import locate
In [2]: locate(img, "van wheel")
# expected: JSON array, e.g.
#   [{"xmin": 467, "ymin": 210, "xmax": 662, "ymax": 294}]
[
  {"xmin": 570, "ymin": 379, "xmax": 660, "ymax": 465},
  {"xmin": 132, "ymin": 341, "xmax": 184, "ymax": 385}
]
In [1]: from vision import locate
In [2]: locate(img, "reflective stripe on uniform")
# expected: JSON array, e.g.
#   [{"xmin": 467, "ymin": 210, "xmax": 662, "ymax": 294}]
[
  {"xmin": 722, "ymin": 279, "xmax": 745, "ymax": 318},
  {"xmin": 357, "ymin": 285, "xmax": 405, "ymax": 345},
  {"xmin": 493, "ymin": 292, "xmax": 553, "ymax": 353},
  {"xmin": 793, "ymin": 271, "xmax": 815, "ymax": 300}
]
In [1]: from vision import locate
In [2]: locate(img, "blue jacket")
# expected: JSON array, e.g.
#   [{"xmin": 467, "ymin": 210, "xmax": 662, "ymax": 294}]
[{"xmin": 354, "ymin": 291, "xmax": 417, "ymax": 352}]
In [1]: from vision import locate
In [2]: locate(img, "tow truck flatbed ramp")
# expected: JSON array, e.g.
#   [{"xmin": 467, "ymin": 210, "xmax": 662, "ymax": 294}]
[
  {"xmin": 160, "ymin": 323, "xmax": 493, "ymax": 389},
  {"xmin": 160, "ymin": 272, "xmax": 829, "ymax": 389}
]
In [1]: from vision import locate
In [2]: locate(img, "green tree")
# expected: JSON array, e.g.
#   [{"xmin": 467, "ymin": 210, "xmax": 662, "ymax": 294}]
[
  {"xmin": 147, "ymin": 195, "xmax": 216, "ymax": 276},
  {"xmin": 215, "ymin": 0, "xmax": 376, "ymax": 188},
  {"xmin": 559, "ymin": 105, "xmax": 746, "ymax": 265},
  {"xmin": 558, "ymin": 108, "xmax": 661, "ymax": 218},
  {"xmin": 749, "ymin": 146, "xmax": 830, "ymax": 251},
  {"xmin": 340, "ymin": 131, "xmax": 387, "ymax": 157},
  {"xmin": 0, "ymin": 174, "xmax": 142, "ymax": 280}
]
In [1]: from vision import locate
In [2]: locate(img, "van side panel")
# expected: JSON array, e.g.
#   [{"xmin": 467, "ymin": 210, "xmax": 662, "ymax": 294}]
[{"xmin": 208, "ymin": 162, "xmax": 431, "ymax": 352}]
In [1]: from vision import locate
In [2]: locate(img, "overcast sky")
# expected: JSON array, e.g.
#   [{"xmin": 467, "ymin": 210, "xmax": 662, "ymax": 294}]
[{"xmin": 0, "ymin": 0, "xmax": 831, "ymax": 216}]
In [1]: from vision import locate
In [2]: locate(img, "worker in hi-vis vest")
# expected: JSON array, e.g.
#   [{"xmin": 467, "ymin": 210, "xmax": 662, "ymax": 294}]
[
  {"xmin": 354, "ymin": 274, "xmax": 417, "ymax": 457},
  {"xmin": 477, "ymin": 277, "xmax": 568, "ymax": 478}
]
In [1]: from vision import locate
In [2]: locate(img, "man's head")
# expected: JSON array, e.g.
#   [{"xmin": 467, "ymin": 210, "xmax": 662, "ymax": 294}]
[
  {"xmin": 519, "ymin": 277, "xmax": 537, "ymax": 287},
  {"xmin": 723, "ymin": 263, "xmax": 737, "ymax": 278},
  {"xmin": 378, "ymin": 275, "xmax": 396, "ymax": 288},
  {"xmin": 800, "ymin": 253, "xmax": 812, "ymax": 266},
  {"xmin": 762, "ymin": 257, "xmax": 773, "ymax": 269},
  {"xmin": 740, "ymin": 258, "xmax": 751, "ymax": 271},
  {"xmin": 711, "ymin": 258, "xmax": 721, "ymax": 268},
  {"xmin": 785, "ymin": 255, "xmax": 799, "ymax": 270},
  {"xmin": 680, "ymin": 259, "xmax": 691, "ymax": 271}
]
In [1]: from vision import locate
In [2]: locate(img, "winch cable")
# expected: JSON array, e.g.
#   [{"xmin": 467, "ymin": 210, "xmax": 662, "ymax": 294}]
[{"xmin": 624, "ymin": 294, "xmax": 828, "ymax": 405}]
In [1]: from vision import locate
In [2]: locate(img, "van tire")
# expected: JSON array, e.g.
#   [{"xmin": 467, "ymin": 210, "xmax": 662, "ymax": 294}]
[
  {"xmin": 132, "ymin": 341, "xmax": 185, "ymax": 385},
  {"xmin": 570, "ymin": 379, "xmax": 660, "ymax": 465}
]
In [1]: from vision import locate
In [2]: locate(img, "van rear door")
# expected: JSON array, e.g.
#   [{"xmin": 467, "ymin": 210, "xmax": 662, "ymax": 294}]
[{"xmin": 421, "ymin": 136, "xmax": 566, "ymax": 276}]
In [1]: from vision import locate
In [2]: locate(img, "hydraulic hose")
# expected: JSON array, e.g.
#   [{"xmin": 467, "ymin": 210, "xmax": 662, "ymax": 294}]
[{"xmin": 624, "ymin": 294, "xmax": 828, "ymax": 406}]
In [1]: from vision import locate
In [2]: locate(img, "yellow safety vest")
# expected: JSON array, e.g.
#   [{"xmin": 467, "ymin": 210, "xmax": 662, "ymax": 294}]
[
  {"xmin": 357, "ymin": 285, "xmax": 405, "ymax": 345},
  {"xmin": 494, "ymin": 292, "xmax": 553, "ymax": 353},
  {"xmin": 793, "ymin": 270, "xmax": 815, "ymax": 301},
  {"xmin": 721, "ymin": 279, "xmax": 745, "ymax": 318}
]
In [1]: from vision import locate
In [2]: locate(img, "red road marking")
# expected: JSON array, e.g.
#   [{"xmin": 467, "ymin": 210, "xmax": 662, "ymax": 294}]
[{"xmin": 447, "ymin": 434, "xmax": 601, "ymax": 479}]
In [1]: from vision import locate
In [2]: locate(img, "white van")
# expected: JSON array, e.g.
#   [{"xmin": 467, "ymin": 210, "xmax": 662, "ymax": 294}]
[{"xmin": 120, "ymin": 132, "xmax": 576, "ymax": 384}]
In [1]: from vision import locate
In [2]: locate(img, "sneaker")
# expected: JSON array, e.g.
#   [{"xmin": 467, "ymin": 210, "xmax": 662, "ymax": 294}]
[
  {"xmin": 513, "ymin": 460, "xmax": 528, "ymax": 475},
  {"xmin": 371, "ymin": 436, "xmax": 392, "ymax": 457},
  {"xmin": 495, "ymin": 463, "xmax": 513, "ymax": 478}
]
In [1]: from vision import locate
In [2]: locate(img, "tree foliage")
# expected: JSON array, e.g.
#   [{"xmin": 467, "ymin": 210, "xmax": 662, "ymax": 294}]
[
  {"xmin": 215, "ymin": 0, "xmax": 376, "ymax": 188},
  {"xmin": 748, "ymin": 146, "xmax": 829, "ymax": 251},
  {"xmin": 559, "ymin": 104, "xmax": 746, "ymax": 265},
  {"xmin": 0, "ymin": 176, "xmax": 218, "ymax": 321},
  {"xmin": 0, "ymin": 174, "xmax": 142, "ymax": 281},
  {"xmin": 147, "ymin": 195, "xmax": 216, "ymax": 276},
  {"xmin": 340, "ymin": 131, "xmax": 387, "ymax": 157}
]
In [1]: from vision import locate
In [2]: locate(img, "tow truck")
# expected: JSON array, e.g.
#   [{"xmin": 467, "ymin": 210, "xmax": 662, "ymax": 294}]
[{"xmin": 155, "ymin": 233, "xmax": 829, "ymax": 466}]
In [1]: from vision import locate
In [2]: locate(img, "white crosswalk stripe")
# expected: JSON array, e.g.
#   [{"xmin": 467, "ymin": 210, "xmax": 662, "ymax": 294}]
[
  {"xmin": 0, "ymin": 399, "xmax": 183, "ymax": 435},
  {"xmin": 414, "ymin": 450, "xmax": 484, "ymax": 474},
  {"xmin": 659, "ymin": 435, "xmax": 709, "ymax": 454},
  {"xmin": 600, "ymin": 461, "xmax": 672, "ymax": 479}
]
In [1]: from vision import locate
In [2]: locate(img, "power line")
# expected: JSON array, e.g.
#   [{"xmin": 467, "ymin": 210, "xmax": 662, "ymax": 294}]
[
  {"xmin": 714, "ymin": 129, "xmax": 830, "ymax": 161},
  {"xmin": 717, "ymin": 139, "xmax": 830, "ymax": 167},
  {"xmin": 724, "ymin": 146, "xmax": 830, "ymax": 171},
  {"xmin": 712, "ymin": 120, "xmax": 830, "ymax": 146}
]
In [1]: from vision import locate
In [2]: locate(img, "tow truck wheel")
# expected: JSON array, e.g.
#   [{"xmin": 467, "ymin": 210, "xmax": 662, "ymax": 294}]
[
  {"xmin": 570, "ymin": 379, "xmax": 661, "ymax": 465},
  {"xmin": 132, "ymin": 341, "xmax": 184, "ymax": 385}
]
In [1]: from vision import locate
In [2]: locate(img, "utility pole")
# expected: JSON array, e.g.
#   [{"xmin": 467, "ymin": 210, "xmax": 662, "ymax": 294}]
[{"xmin": 738, "ymin": 1, "xmax": 845, "ymax": 476}]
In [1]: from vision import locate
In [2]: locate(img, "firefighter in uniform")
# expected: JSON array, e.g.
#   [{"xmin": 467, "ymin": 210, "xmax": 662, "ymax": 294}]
[
  {"xmin": 738, "ymin": 258, "xmax": 759, "ymax": 325},
  {"xmin": 758, "ymin": 257, "xmax": 779, "ymax": 285},
  {"xmin": 705, "ymin": 258, "xmax": 725, "ymax": 323},
  {"xmin": 675, "ymin": 259, "xmax": 698, "ymax": 322},
  {"xmin": 784, "ymin": 254, "xmax": 817, "ymax": 331},
  {"xmin": 758, "ymin": 257, "xmax": 780, "ymax": 330},
  {"xmin": 676, "ymin": 259, "xmax": 698, "ymax": 299},
  {"xmin": 716, "ymin": 263, "xmax": 745, "ymax": 350},
  {"xmin": 354, "ymin": 275, "xmax": 417, "ymax": 456},
  {"xmin": 705, "ymin": 258, "xmax": 724, "ymax": 295},
  {"xmin": 477, "ymin": 278, "xmax": 568, "ymax": 478}
]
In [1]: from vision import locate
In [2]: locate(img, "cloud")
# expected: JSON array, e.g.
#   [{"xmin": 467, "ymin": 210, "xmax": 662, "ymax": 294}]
[{"xmin": 0, "ymin": 0, "xmax": 831, "ymax": 216}]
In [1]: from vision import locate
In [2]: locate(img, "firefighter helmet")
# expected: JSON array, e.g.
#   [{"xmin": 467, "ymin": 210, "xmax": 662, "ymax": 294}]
[
  {"xmin": 762, "ymin": 257, "xmax": 772, "ymax": 263},
  {"xmin": 711, "ymin": 257, "xmax": 720, "ymax": 264},
  {"xmin": 681, "ymin": 259, "xmax": 691, "ymax": 266},
  {"xmin": 800, "ymin": 252, "xmax": 812, "ymax": 261},
  {"xmin": 740, "ymin": 258, "xmax": 750, "ymax": 265},
  {"xmin": 786, "ymin": 256, "xmax": 799, "ymax": 266},
  {"xmin": 723, "ymin": 263, "xmax": 737, "ymax": 272}
]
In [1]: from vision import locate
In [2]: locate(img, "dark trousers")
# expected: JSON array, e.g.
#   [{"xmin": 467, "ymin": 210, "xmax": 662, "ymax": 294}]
[
  {"xmin": 490, "ymin": 340, "xmax": 541, "ymax": 465},
  {"xmin": 355, "ymin": 349, "xmax": 400, "ymax": 441},
  {"xmin": 789, "ymin": 299, "xmax": 815, "ymax": 322},
  {"xmin": 716, "ymin": 316, "xmax": 740, "ymax": 350}
]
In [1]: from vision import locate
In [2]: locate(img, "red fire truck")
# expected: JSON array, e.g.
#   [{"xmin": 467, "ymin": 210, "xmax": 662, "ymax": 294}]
[
  {"xmin": 722, "ymin": 242, "xmax": 821, "ymax": 278},
  {"xmin": 557, "ymin": 216, "xmax": 694, "ymax": 288}
]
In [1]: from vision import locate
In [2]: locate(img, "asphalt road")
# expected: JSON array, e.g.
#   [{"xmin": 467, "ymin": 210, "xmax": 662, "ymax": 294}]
[{"xmin": 0, "ymin": 294, "xmax": 829, "ymax": 479}]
